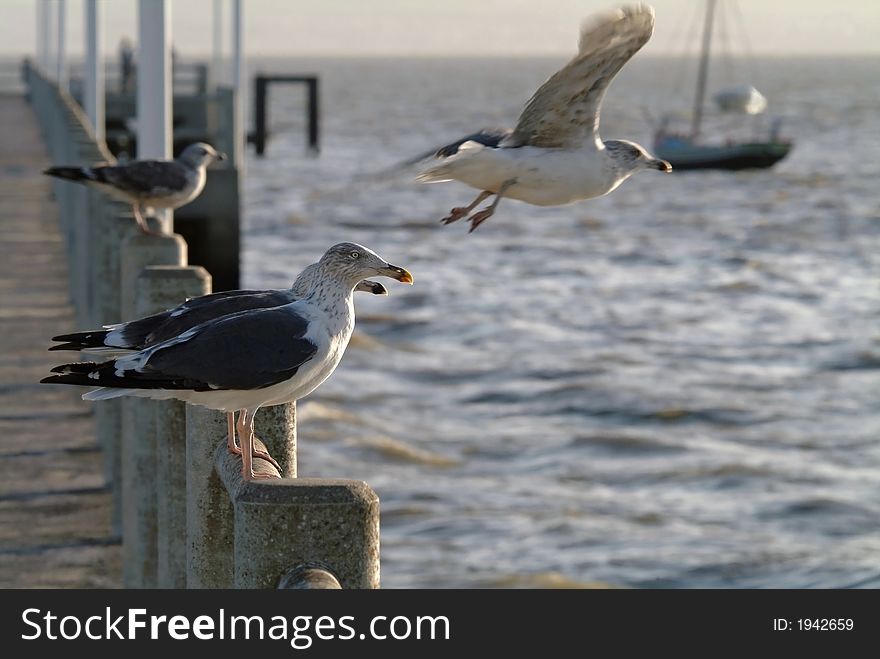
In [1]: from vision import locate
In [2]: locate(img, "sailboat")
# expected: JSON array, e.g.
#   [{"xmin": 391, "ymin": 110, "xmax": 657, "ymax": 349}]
[{"xmin": 652, "ymin": 0, "xmax": 792, "ymax": 171}]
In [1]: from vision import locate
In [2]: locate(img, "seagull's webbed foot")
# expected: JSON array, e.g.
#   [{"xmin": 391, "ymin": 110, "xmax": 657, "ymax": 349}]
[
  {"xmin": 440, "ymin": 207, "xmax": 471, "ymax": 225},
  {"xmin": 248, "ymin": 470, "xmax": 282, "ymax": 480},
  {"xmin": 468, "ymin": 208, "xmax": 495, "ymax": 232},
  {"xmin": 228, "ymin": 442, "xmax": 282, "ymax": 472},
  {"xmin": 251, "ymin": 446, "xmax": 282, "ymax": 472},
  {"xmin": 440, "ymin": 190, "xmax": 492, "ymax": 225}
]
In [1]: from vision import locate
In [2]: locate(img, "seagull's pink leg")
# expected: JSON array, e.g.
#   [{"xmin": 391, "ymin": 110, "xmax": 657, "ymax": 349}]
[
  {"xmin": 133, "ymin": 204, "xmax": 165, "ymax": 237},
  {"xmin": 227, "ymin": 409, "xmax": 282, "ymax": 471},
  {"xmin": 240, "ymin": 408, "xmax": 280, "ymax": 480},
  {"xmin": 440, "ymin": 190, "xmax": 492, "ymax": 225},
  {"xmin": 239, "ymin": 408, "xmax": 255, "ymax": 479},
  {"xmin": 226, "ymin": 411, "xmax": 238, "ymax": 453},
  {"xmin": 468, "ymin": 179, "xmax": 516, "ymax": 232}
]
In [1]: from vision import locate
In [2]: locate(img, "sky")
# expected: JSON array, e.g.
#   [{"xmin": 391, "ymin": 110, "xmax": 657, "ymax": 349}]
[{"xmin": 2, "ymin": 0, "xmax": 879, "ymax": 58}]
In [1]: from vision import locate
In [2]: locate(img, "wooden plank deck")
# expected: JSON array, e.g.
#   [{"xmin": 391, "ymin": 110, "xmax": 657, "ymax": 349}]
[{"xmin": 0, "ymin": 93, "xmax": 120, "ymax": 587}]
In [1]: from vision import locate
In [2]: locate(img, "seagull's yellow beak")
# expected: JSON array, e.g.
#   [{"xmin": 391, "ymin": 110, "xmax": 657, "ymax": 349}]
[{"xmin": 383, "ymin": 264, "xmax": 414, "ymax": 284}]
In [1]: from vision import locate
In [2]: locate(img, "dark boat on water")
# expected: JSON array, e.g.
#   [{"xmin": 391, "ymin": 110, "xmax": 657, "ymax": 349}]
[{"xmin": 652, "ymin": 0, "xmax": 793, "ymax": 171}]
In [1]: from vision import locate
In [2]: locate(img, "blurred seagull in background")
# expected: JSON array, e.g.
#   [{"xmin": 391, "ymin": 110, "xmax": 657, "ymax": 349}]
[
  {"xmin": 44, "ymin": 142, "xmax": 226, "ymax": 236},
  {"xmin": 416, "ymin": 4, "xmax": 670, "ymax": 232}
]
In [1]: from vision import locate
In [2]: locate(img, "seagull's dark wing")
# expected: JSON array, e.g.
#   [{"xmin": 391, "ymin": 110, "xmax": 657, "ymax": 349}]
[
  {"xmin": 368, "ymin": 128, "xmax": 515, "ymax": 179},
  {"xmin": 91, "ymin": 159, "xmax": 191, "ymax": 196},
  {"xmin": 77, "ymin": 305, "xmax": 320, "ymax": 391},
  {"xmin": 143, "ymin": 290, "xmax": 296, "ymax": 346},
  {"xmin": 507, "ymin": 5, "xmax": 654, "ymax": 149}
]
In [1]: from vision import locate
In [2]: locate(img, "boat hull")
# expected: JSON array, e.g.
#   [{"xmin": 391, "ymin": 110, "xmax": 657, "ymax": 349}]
[{"xmin": 653, "ymin": 141, "xmax": 792, "ymax": 171}]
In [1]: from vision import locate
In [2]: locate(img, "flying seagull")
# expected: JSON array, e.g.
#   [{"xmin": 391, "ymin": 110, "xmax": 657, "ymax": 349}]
[
  {"xmin": 48, "ymin": 267, "xmax": 389, "ymax": 471},
  {"xmin": 416, "ymin": 4, "xmax": 671, "ymax": 232},
  {"xmin": 42, "ymin": 243, "xmax": 414, "ymax": 480},
  {"xmin": 43, "ymin": 142, "xmax": 226, "ymax": 236}
]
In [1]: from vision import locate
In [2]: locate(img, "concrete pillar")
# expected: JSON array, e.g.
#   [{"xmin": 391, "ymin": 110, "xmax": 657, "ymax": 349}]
[
  {"xmin": 215, "ymin": 451, "xmax": 380, "ymax": 589},
  {"xmin": 254, "ymin": 402, "xmax": 297, "ymax": 478},
  {"xmin": 119, "ymin": 232, "xmax": 186, "ymax": 588},
  {"xmin": 137, "ymin": 0, "xmax": 172, "ymax": 233},
  {"xmin": 139, "ymin": 266, "xmax": 213, "ymax": 588},
  {"xmin": 186, "ymin": 406, "xmax": 234, "ymax": 588},
  {"xmin": 84, "ymin": 0, "xmax": 105, "ymax": 143},
  {"xmin": 90, "ymin": 205, "xmax": 138, "ymax": 536}
]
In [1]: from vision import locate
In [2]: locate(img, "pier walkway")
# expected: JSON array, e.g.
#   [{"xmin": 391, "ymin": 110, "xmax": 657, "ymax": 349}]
[{"xmin": 0, "ymin": 93, "xmax": 120, "ymax": 587}]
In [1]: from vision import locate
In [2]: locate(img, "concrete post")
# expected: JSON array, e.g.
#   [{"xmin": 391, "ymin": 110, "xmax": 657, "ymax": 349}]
[
  {"xmin": 91, "ymin": 206, "xmax": 138, "ymax": 536},
  {"xmin": 119, "ymin": 232, "xmax": 186, "ymax": 588},
  {"xmin": 254, "ymin": 402, "xmax": 297, "ymax": 478},
  {"xmin": 84, "ymin": 0, "xmax": 105, "ymax": 144},
  {"xmin": 186, "ymin": 406, "xmax": 234, "ymax": 588},
  {"xmin": 138, "ymin": 266, "xmax": 213, "ymax": 588},
  {"xmin": 215, "ymin": 451, "xmax": 380, "ymax": 589}
]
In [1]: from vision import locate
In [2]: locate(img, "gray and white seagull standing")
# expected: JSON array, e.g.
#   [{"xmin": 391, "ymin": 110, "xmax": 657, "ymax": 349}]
[
  {"xmin": 42, "ymin": 243, "xmax": 413, "ymax": 480},
  {"xmin": 47, "ymin": 266, "xmax": 389, "ymax": 471},
  {"xmin": 417, "ymin": 3, "xmax": 671, "ymax": 232},
  {"xmin": 44, "ymin": 142, "xmax": 226, "ymax": 236}
]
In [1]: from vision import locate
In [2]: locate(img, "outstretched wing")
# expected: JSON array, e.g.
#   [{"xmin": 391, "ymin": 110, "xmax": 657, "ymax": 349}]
[{"xmin": 506, "ymin": 4, "xmax": 655, "ymax": 149}]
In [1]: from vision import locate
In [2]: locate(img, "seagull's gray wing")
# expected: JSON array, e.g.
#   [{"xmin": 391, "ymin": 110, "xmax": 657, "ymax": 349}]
[
  {"xmin": 92, "ymin": 159, "xmax": 192, "ymax": 196},
  {"xmin": 506, "ymin": 4, "xmax": 654, "ymax": 149},
  {"xmin": 132, "ymin": 305, "xmax": 318, "ymax": 391}
]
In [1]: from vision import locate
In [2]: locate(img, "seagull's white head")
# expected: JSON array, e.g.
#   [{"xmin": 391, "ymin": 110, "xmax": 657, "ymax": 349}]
[
  {"xmin": 179, "ymin": 142, "xmax": 227, "ymax": 169},
  {"xmin": 604, "ymin": 139, "xmax": 671, "ymax": 176},
  {"xmin": 317, "ymin": 242, "xmax": 414, "ymax": 289}
]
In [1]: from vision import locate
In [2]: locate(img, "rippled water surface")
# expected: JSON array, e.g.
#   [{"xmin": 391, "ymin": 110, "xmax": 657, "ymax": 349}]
[{"xmin": 242, "ymin": 56, "xmax": 880, "ymax": 588}]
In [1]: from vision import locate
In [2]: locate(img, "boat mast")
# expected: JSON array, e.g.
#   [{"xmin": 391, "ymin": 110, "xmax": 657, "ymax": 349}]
[{"xmin": 691, "ymin": 0, "xmax": 717, "ymax": 138}]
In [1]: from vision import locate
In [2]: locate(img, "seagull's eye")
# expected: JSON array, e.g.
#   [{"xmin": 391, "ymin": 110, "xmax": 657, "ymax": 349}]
[{"xmin": 349, "ymin": 251, "xmax": 360, "ymax": 259}]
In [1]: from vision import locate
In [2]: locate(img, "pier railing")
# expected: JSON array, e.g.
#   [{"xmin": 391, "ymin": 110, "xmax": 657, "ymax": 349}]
[{"xmin": 24, "ymin": 62, "xmax": 380, "ymax": 589}]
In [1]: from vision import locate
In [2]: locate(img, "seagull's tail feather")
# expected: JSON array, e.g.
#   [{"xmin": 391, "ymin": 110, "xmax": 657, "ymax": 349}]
[
  {"xmin": 43, "ymin": 358, "xmax": 203, "ymax": 394},
  {"xmin": 82, "ymin": 387, "xmax": 136, "ymax": 402},
  {"xmin": 49, "ymin": 343, "xmax": 135, "ymax": 357},
  {"xmin": 43, "ymin": 166, "xmax": 95, "ymax": 184},
  {"xmin": 49, "ymin": 329, "xmax": 111, "ymax": 351},
  {"xmin": 415, "ymin": 163, "xmax": 455, "ymax": 184},
  {"xmin": 41, "ymin": 360, "xmax": 141, "ymax": 391},
  {"xmin": 41, "ymin": 361, "xmax": 114, "ymax": 388}
]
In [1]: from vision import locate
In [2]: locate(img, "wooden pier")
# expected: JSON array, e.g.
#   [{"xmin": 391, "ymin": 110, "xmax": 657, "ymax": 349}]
[{"xmin": 0, "ymin": 93, "xmax": 120, "ymax": 587}]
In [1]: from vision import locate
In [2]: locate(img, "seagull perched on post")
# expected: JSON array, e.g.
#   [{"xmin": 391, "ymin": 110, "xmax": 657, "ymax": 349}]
[
  {"xmin": 42, "ymin": 243, "xmax": 414, "ymax": 480},
  {"xmin": 47, "ymin": 267, "xmax": 389, "ymax": 470},
  {"xmin": 416, "ymin": 4, "xmax": 671, "ymax": 232},
  {"xmin": 43, "ymin": 142, "xmax": 226, "ymax": 236}
]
